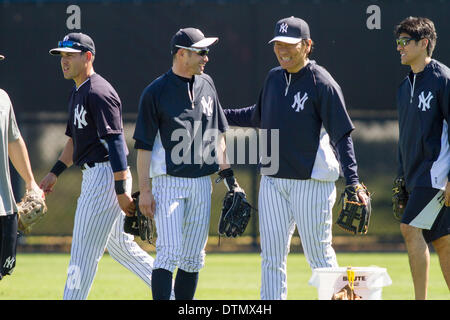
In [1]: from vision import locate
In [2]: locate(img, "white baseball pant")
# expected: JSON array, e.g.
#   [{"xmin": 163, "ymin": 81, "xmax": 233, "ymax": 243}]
[
  {"xmin": 63, "ymin": 162, "xmax": 156, "ymax": 300},
  {"xmin": 259, "ymin": 175, "xmax": 338, "ymax": 300},
  {"xmin": 152, "ymin": 175, "xmax": 212, "ymax": 273}
]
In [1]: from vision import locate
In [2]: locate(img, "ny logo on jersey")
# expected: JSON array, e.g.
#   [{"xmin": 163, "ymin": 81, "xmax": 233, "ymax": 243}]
[
  {"xmin": 74, "ymin": 104, "xmax": 88, "ymax": 129},
  {"xmin": 291, "ymin": 92, "xmax": 308, "ymax": 112},
  {"xmin": 279, "ymin": 22, "xmax": 288, "ymax": 33},
  {"xmin": 201, "ymin": 96, "xmax": 213, "ymax": 117},
  {"xmin": 3, "ymin": 256, "xmax": 15, "ymax": 269},
  {"xmin": 418, "ymin": 91, "xmax": 433, "ymax": 111}
]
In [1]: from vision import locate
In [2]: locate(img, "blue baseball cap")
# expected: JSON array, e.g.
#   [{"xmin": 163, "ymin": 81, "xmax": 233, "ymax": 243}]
[{"xmin": 269, "ymin": 16, "xmax": 311, "ymax": 44}]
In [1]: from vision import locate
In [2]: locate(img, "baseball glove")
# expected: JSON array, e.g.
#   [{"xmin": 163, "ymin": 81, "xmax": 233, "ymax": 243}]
[
  {"xmin": 392, "ymin": 177, "xmax": 408, "ymax": 221},
  {"xmin": 331, "ymin": 284, "xmax": 362, "ymax": 300},
  {"xmin": 17, "ymin": 189, "xmax": 47, "ymax": 234},
  {"xmin": 336, "ymin": 183, "xmax": 371, "ymax": 235},
  {"xmin": 123, "ymin": 191, "xmax": 154, "ymax": 244},
  {"xmin": 218, "ymin": 189, "xmax": 253, "ymax": 238}
]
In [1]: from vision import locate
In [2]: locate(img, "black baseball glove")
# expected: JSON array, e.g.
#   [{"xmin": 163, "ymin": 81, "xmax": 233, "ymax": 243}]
[
  {"xmin": 216, "ymin": 168, "xmax": 254, "ymax": 238},
  {"xmin": 392, "ymin": 177, "xmax": 408, "ymax": 221},
  {"xmin": 218, "ymin": 189, "xmax": 253, "ymax": 238},
  {"xmin": 123, "ymin": 191, "xmax": 154, "ymax": 244},
  {"xmin": 336, "ymin": 183, "xmax": 371, "ymax": 235}
]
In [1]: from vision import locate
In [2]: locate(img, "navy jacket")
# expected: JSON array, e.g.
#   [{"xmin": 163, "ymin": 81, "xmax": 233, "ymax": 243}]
[
  {"xmin": 225, "ymin": 61, "xmax": 356, "ymax": 181},
  {"xmin": 397, "ymin": 59, "xmax": 450, "ymax": 192},
  {"xmin": 133, "ymin": 69, "xmax": 228, "ymax": 178}
]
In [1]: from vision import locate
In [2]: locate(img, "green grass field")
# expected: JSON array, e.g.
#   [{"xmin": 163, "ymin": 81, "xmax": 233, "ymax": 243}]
[{"xmin": 0, "ymin": 252, "xmax": 448, "ymax": 300}]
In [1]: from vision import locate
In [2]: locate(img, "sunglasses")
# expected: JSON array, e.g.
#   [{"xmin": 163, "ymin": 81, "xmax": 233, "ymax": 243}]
[
  {"xmin": 58, "ymin": 40, "xmax": 88, "ymax": 51},
  {"xmin": 396, "ymin": 37, "xmax": 416, "ymax": 47},
  {"xmin": 175, "ymin": 45, "xmax": 209, "ymax": 56}
]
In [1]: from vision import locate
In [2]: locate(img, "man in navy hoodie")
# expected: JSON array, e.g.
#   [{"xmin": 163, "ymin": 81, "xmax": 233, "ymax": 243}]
[
  {"xmin": 224, "ymin": 16, "xmax": 369, "ymax": 300},
  {"xmin": 394, "ymin": 16, "xmax": 450, "ymax": 299}
]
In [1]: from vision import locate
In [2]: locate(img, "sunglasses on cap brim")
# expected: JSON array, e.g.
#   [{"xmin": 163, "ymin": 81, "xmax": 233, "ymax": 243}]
[
  {"xmin": 175, "ymin": 45, "xmax": 209, "ymax": 56},
  {"xmin": 58, "ymin": 40, "xmax": 89, "ymax": 51}
]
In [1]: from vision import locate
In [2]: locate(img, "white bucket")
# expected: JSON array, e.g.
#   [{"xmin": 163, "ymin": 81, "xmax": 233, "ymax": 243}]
[{"xmin": 308, "ymin": 267, "xmax": 392, "ymax": 300}]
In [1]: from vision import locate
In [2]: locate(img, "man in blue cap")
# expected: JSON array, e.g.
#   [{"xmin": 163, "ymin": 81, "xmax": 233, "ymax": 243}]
[
  {"xmin": 224, "ymin": 17, "xmax": 369, "ymax": 299},
  {"xmin": 40, "ymin": 33, "xmax": 172, "ymax": 299},
  {"xmin": 133, "ymin": 27, "xmax": 236, "ymax": 300}
]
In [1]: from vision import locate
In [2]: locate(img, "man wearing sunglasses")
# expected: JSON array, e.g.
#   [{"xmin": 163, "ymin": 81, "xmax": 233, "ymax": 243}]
[
  {"xmin": 0, "ymin": 54, "xmax": 44, "ymax": 281},
  {"xmin": 39, "ymin": 33, "xmax": 166, "ymax": 299},
  {"xmin": 223, "ymin": 16, "xmax": 369, "ymax": 300},
  {"xmin": 133, "ymin": 27, "xmax": 235, "ymax": 300},
  {"xmin": 394, "ymin": 16, "xmax": 450, "ymax": 299}
]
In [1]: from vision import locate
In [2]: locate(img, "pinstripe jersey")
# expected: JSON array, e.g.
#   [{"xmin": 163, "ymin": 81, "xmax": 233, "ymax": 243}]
[
  {"xmin": 397, "ymin": 59, "xmax": 450, "ymax": 192},
  {"xmin": 133, "ymin": 69, "xmax": 228, "ymax": 178}
]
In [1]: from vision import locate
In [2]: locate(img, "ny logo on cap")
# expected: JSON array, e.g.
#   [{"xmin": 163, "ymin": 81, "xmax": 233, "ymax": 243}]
[{"xmin": 279, "ymin": 22, "xmax": 288, "ymax": 33}]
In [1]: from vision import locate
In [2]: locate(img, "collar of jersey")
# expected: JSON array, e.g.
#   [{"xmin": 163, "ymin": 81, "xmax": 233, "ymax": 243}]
[
  {"xmin": 75, "ymin": 73, "xmax": 96, "ymax": 91},
  {"xmin": 168, "ymin": 69, "xmax": 197, "ymax": 87},
  {"xmin": 407, "ymin": 59, "xmax": 435, "ymax": 81},
  {"xmin": 282, "ymin": 60, "xmax": 314, "ymax": 81}
]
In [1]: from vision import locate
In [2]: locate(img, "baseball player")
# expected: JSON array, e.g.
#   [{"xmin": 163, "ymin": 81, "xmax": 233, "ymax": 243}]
[
  {"xmin": 39, "ymin": 33, "xmax": 172, "ymax": 299},
  {"xmin": 0, "ymin": 54, "xmax": 44, "ymax": 280},
  {"xmin": 394, "ymin": 17, "xmax": 450, "ymax": 299},
  {"xmin": 133, "ymin": 27, "xmax": 235, "ymax": 300},
  {"xmin": 223, "ymin": 17, "xmax": 368, "ymax": 300}
]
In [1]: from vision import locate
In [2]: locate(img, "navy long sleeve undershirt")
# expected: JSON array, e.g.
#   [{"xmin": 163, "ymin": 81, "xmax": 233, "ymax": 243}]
[
  {"xmin": 104, "ymin": 133, "xmax": 128, "ymax": 173},
  {"xmin": 335, "ymin": 133, "xmax": 359, "ymax": 186}
]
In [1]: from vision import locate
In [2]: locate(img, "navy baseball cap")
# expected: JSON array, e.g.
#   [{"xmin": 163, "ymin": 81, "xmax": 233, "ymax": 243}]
[
  {"xmin": 49, "ymin": 33, "xmax": 96, "ymax": 56},
  {"xmin": 269, "ymin": 16, "xmax": 311, "ymax": 44},
  {"xmin": 171, "ymin": 28, "xmax": 218, "ymax": 54}
]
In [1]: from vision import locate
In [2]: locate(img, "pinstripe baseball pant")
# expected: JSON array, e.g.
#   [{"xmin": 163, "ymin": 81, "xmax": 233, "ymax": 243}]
[
  {"xmin": 63, "ymin": 162, "xmax": 155, "ymax": 300},
  {"xmin": 259, "ymin": 176, "xmax": 338, "ymax": 300},
  {"xmin": 152, "ymin": 175, "xmax": 212, "ymax": 273}
]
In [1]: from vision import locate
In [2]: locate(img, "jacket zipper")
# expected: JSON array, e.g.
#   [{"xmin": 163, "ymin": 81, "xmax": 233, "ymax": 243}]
[{"xmin": 408, "ymin": 74, "xmax": 416, "ymax": 104}]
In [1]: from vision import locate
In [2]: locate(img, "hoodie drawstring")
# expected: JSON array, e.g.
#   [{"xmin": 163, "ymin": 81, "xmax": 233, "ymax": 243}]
[{"xmin": 284, "ymin": 72, "xmax": 291, "ymax": 96}]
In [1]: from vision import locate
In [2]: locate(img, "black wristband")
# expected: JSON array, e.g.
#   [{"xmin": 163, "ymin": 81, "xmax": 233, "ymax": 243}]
[
  {"xmin": 217, "ymin": 168, "xmax": 238, "ymax": 191},
  {"xmin": 218, "ymin": 168, "xmax": 234, "ymax": 179},
  {"xmin": 50, "ymin": 160, "xmax": 67, "ymax": 177},
  {"xmin": 115, "ymin": 179, "xmax": 126, "ymax": 195}
]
